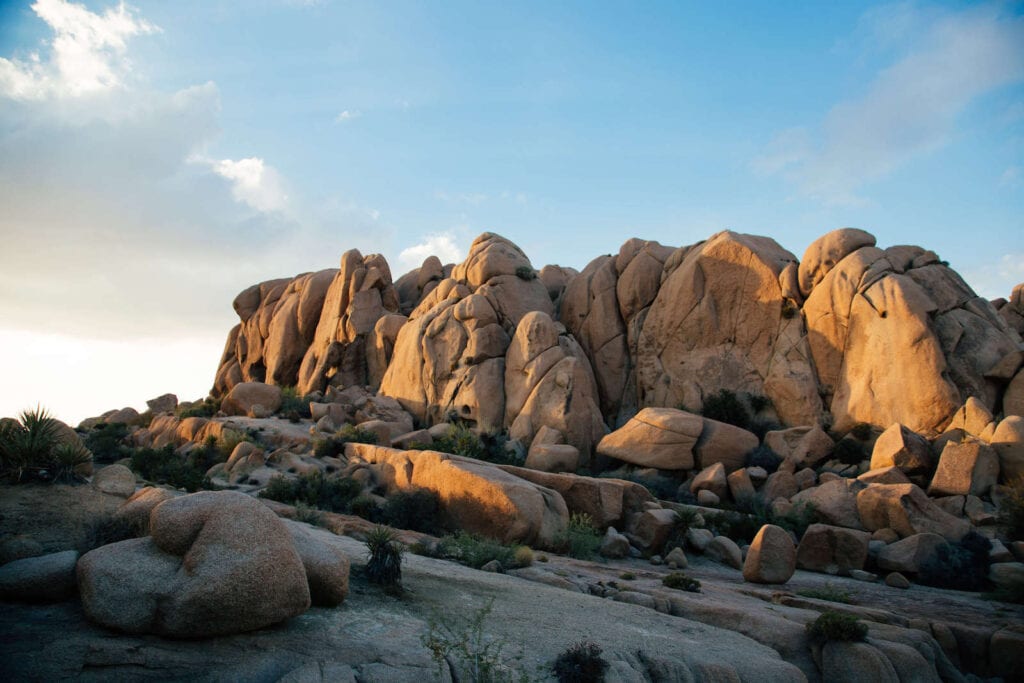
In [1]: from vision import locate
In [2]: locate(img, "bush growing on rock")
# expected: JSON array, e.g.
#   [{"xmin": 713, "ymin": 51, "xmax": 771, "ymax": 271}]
[
  {"xmin": 175, "ymin": 396, "xmax": 221, "ymax": 419},
  {"xmin": 423, "ymin": 598, "xmax": 528, "ymax": 683},
  {"xmin": 918, "ymin": 531, "xmax": 991, "ymax": 591},
  {"xmin": 382, "ymin": 488, "xmax": 444, "ymax": 534},
  {"xmin": 79, "ymin": 512, "xmax": 148, "ymax": 552},
  {"xmin": 553, "ymin": 640, "xmax": 609, "ymax": 683},
  {"xmin": 422, "ymin": 424, "xmax": 518, "ymax": 465},
  {"xmin": 514, "ymin": 265, "xmax": 537, "ymax": 280},
  {"xmin": 83, "ymin": 423, "xmax": 130, "ymax": 463},
  {"xmin": 558, "ymin": 512, "xmax": 602, "ymax": 560},
  {"xmin": 365, "ymin": 526, "xmax": 403, "ymax": 589},
  {"xmin": 805, "ymin": 611, "xmax": 867, "ymax": 643},
  {"xmin": 259, "ymin": 470, "xmax": 362, "ymax": 513},
  {"xmin": 698, "ymin": 389, "xmax": 752, "ymax": 430},
  {"xmin": 796, "ymin": 584, "xmax": 854, "ymax": 604},
  {"xmin": 129, "ymin": 444, "xmax": 219, "ymax": 492},
  {"xmin": 433, "ymin": 531, "xmax": 518, "ymax": 570},
  {"xmin": 662, "ymin": 572, "xmax": 701, "ymax": 592},
  {"xmin": 312, "ymin": 425, "xmax": 378, "ymax": 458},
  {"xmin": 277, "ymin": 386, "xmax": 312, "ymax": 421}
]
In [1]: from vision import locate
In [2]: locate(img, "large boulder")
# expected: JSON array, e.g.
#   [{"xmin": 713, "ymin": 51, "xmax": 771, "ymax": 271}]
[
  {"xmin": 791, "ymin": 479, "xmax": 865, "ymax": 530},
  {"xmin": 504, "ymin": 311, "xmax": 607, "ymax": 463},
  {"xmin": 285, "ymin": 522, "xmax": 350, "ymax": 607},
  {"xmin": 743, "ymin": 524, "xmax": 796, "ymax": 584},
  {"xmin": 220, "ymin": 382, "xmax": 283, "ymax": 417},
  {"xmin": 856, "ymin": 483, "xmax": 970, "ymax": 541},
  {"xmin": 876, "ymin": 533, "xmax": 947, "ymax": 574},
  {"xmin": 636, "ymin": 232, "xmax": 822, "ymax": 427},
  {"xmin": 796, "ymin": 524, "xmax": 869, "ymax": 575},
  {"xmin": 927, "ymin": 440, "xmax": 999, "ymax": 498},
  {"xmin": 869, "ymin": 423, "xmax": 933, "ymax": 476},
  {"xmin": 802, "ymin": 231, "xmax": 1020, "ymax": 436},
  {"xmin": 77, "ymin": 491, "xmax": 311, "ymax": 637},
  {"xmin": 992, "ymin": 416, "xmax": 1024, "ymax": 483},
  {"xmin": 798, "ymin": 227, "xmax": 876, "ymax": 297},
  {"xmin": 347, "ymin": 443, "xmax": 568, "ymax": 548},
  {"xmin": 764, "ymin": 426, "xmax": 834, "ymax": 468},
  {"xmin": 90, "ymin": 464, "xmax": 137, "ymax": 498},
  {"xmin": 596, "ymin": 407, "xmax": 701, "ymax": 470}
]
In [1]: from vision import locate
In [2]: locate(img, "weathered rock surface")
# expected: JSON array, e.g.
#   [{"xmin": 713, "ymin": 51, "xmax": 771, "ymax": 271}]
[
  {"xmin": 796, "ymin": 523, "xmax": 869, "ymax": 575},
  {"xmin": 876, "ymin": 533, "xmax": 947, "ymax": 574},
  {"xmin": 348, "ymin": 443, "xmax": 568, "ymax": 547},
  {"xmin": 765, "ymin": 426, "xmax": 834, "ymax": 468},
  {"xmin": 802, "ymin": 229, "xmax": 1020, "ymax": 436},
  {"xmin": 221, "ymin": 381, "xmax": 283, "ymax": 417},
  {"xmin": 992, "ymin": 415, "xmax": 1024, "ymax": 483},
  {"xmin": 0, "ymin": 550, "xmax": 79, "ymax": 602},
  {"xmin": 870, "ymin": 423, "xmax": 933, "ymax": 475},
  {"xmin": 928, "ymin": 440, "xmax": 999, "ymax": 497},
  {"xmin": 743, "ymin": 524, "xmax": 796, "ymax": 584},
  {"xmin": 857, "ymin": 483, "xmax": 970, "ymax": 541},
  {"xmin": 77, "ymin": 491, "xmax": 311, "ymax": 637},
  {"xmin": 90, "ymin": 464, "xmax": 136, "ymax": 498}
]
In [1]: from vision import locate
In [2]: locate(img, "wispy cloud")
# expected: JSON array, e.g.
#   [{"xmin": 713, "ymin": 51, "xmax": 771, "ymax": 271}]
[
  {"xmin": 397, "ymin": 231, "xmax": 465, "ymax": 272},
  {"xmin": 753, "ymin": 3, "xmax": 1024, "ymax": 206},
  {"xmin": 334, "ymin": 109, "xmax": 361, "ymax": 123},
  {"xmin": 0, "ymin": 0, "xmax": 158, "ymax": 100},
  {"xmin": 210, "ymin": 157, "xmax": 289, "ymax": 212},
  {"xmin": 963, "ymin": 253, "xmax": 1024, "ymax": 300}
]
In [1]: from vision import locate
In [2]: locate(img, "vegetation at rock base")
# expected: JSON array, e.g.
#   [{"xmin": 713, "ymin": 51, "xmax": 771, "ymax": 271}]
[
  {"xmin": 0, "ymin": 407, "xmax": 90, "ymax": 484},
  {"xmin": 381, "ymin": 488, "xmax": 445, "ymax": 534},
  {"xmin": 600, "ymin": 468, "xmax": 680, "ymax": 501},
  {"xmin": 83, "ymin": 422, "xmax": 131, "ymax": 463},
  {"xmin": 698, "ymin": 389, "xmax": 751, "ymax": 430},
  {"xmin": 427, "ymin": 531, "xmax": 520, "ymax": 570},
  {"xmin": 744, "ymin": 445, "xmax": 782, "ymax": 474},
  {"xmin": 365, "ymin": 525, "xmax": 403, "ymax": 589},
  {"xmin": 711, "ymin": 497, "xmax": 815, "ymax": 543},
  {"xmin": 79, "ymin": 512, "xmax": 148, "ymax": 553},
  {"xmin": 129, "ymin": 440, "xmax": 222, "ymax": 492},
  {"xmin": 833, "ymin": 439, "xmax": 866, "ymax": 466},
  {"xmin": 797, "ymin": 584, "xmax": 855, "ymax": 604},
  {"xmin": 422, "ymin": 598, "xmax": 530, "ymax": 683},
  {"xmin": 662, "ymin": 572, "xmax": 701, "ymax": 592},
  {"xmin": 417, "ymin": 423, "xmax": 519, "ymax": 466},
  {"xmin": 805, "ymin": 611, "xmax": 868, "ymax": 643},
  {"xmin": 553, "ymin": 640, "xmax": 609, "ymax": 683},
  {"xmin": 312, "ymin": 425, "xmax": 378, "ymax": 458},
  {"xmin": 175, "ymin": 396, "xmax": 221, "ymax": 419},
  {"xmin": 918, "ymin": 531, "xmax": 991, "ymax": 591},
  {"xmin": 513, "ymin": 545, "xmax": 534, "ymax": 567},
  {"xmin": 557, "ymin": 512, "xmax": 602, "ymax": 560},
  {"xmin": 259, "ymin": 470, "xmax": 363, "ymax": 513},
  {"xmin": 277, "ymin": 386, "xmax": 313, "ymax": 422}
]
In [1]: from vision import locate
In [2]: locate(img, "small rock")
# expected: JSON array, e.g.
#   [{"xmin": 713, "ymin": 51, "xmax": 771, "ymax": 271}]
[
  {"xmin": 686, "ymin": 528, "xmax": 714, "ymax": 552},
  {"xmin": 747, "ymin": 466, "xmax": 768, "ymax": 484},
  {"xmin": 91, "ymin": 464, "xmax": 137, "ymax": 498},
  {"xmin": 885, "ymin": 572, "xmax": 910, "ymax": 589},
  {"xmin": 481, "ymin": 560, "xmax": 502, "ymax": 573},
  {"xmin": 649, "ymin": 555, "xmax": 663, "ymax": 566},
  {"xmin": 696, "ymin": 489, "xmax": 720, "ymax": 507},
  {"xmin": 742, "ymin": 524, "xmax": 796, "ymax": 584},
  {"xmin": 665, "ymin": 546, "xmax": 688, "ymax": 569},
  {"xmin": 706, "ymin": 536, "xmax": 743, "ymax": 570},
  {"xmin": 989, "ymin": 539, "xmax": 1014, "ymax": 564},
  {"xmin": 849, "ymin": 569, "xmax": 877, "ymax": 582},
  {"xmin": 599, "ymin": 527, "xmax": 631, "ymax": 559}
]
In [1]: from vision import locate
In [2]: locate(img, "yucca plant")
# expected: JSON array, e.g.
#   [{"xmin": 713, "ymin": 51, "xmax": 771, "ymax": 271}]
[
  {"xmin": 365, "ymin": 525, "xmax": 403, "ymax": 590},
  {"xmin": 0, "ymin": 407, "xmax": 66, "ymax": 483}
]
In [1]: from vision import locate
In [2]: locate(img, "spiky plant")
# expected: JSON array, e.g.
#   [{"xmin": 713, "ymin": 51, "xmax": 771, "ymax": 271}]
[
  {"xmin": 365, "ymin": 525, "xmax": 403, "ymax": 589},
  {"xmin": 0, "ymin": 406, "xmax": 64, "ymax": 483}
]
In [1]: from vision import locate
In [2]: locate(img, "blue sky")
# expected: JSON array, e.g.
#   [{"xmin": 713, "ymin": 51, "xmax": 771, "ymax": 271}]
[{"xmin": 0, "ymin": 0, "xmax": 1022, "ymax": 424}]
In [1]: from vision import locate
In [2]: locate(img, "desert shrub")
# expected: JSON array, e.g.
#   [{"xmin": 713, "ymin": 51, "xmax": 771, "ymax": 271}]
[
  {"xmin": 712, "ymin": 497, "xmax": 815, "ymax": 543},
  {"xmin": 128, "ymin": 410, "xmax": 155, "ymax": 428},
  {"xmin": 619, "ymin": 572, "xmax": 635, "ymax": 581},
  {"xmin": 514, "ymin": 265, "xmax": 537, "ymax": 280},
  {"xmin": 805, "ymin": 611, "xmax": 867, "ymax": 643},
  {"xmin": 984, "ymin": 579, "xmax": 1024, "ymax": 605},
  {"xmin": 423, "ymin": 598, "xmax": 527, "ymax": 683},
  {"xmin": 293, "ymin": 502, "xmax": 328, "ymax": 528},
  {"xmin": 278, "ymin": 386, "xmax": 312, "ymax": 420},
  {"xmin": 52, "ymin": 442, "xmax": 93, "ymax": 483},
  {"xmin": 745, "ymin": 445, "xmax": 782, "ymax": 474},
  {"xmin": 553, "ymin": 640, "xmax": 609, "ymax": 683},
  {"xmin": 849, "ymin": 423, "xmax": 873, "ymax": 441},
  {"xmin": 660, "ymin": 508, "xmax": 700, "ymax": 554},
  {"xmin": 749, "ymin": 417, "xmax": 784, "ymax": 440},
  {"xmin": 313, "ymin": 425, "xmax": 378, "ymax": 458},
  {"xmin": 558, "ymin": 512, "xmax": 602, "ymax": 560},
  {"xmin": 513, "ymin": 545, "xmax": 534, "ymax": 568},
  {"xmin": 424, "ymin": 424, "xmax": 517, "ymax": 465},
  {"xmin": 833, "ymin": 439, "xmax": 865, "ymax": 466},
  {"xmin": 382, "ymin": 488, "xmax": 444, "ymax": 534},
  {"xmin": 0, "ymin": 407, "xmax": 66, "ymax": 483},
  {"xmin": 176, "ymin": 397, "xmax": 221, "ymax": 419},
  {"xmin": 700, "ymin": 390, "xmax": 752, "ymax": 430},
  {"xmin": 662, "ymin": 572, "xmax": 701, "ymax": 592},
  {"xmin": 797, "ymin": 584, "xmax": 854, "ymax": 604},
  {"xmin": 349, "ymin": 494, "xmax": 385, "ymax": 523},
  {"xmin": 217, "ymin": 429, "xmax": 252, "ymax": 460},
  {"xmin": 918, "ymin": 531, "xmax": 991, "ymax": 591},
  {"xmin": 437, "ymin": 531, "xmax": 516, "ymax": 569},
  {"xmin": 129, "ymin": 443, "xmax": 219, "ymax": 492},
  {"xmin": 780, "ymin": 299, "xmax": 799, "ymax": 319},
  {"xmin": 259, "ymin": 470, "xmax": 363, "ymax": 513},
  {"xmin": 601, "ymin": 469, "xmax": 679, "ymax": 501},
  {"xmin": 999, "ymin": 478, "xmax": 1024, "ymax": 542},
  {"xmin": 84, "ymin": 422, "xmax": 131, "ymax": 463},
  {"xmin": 365, "ymin": 525, "xmax": 403, "ymax": 589}
]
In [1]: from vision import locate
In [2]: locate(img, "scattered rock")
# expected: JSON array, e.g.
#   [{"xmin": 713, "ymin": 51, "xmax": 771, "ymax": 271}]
[
  {"xmin": 796, "ymin": 524, "xmax": 869, "ymax": 575},
  {"xmin": 705, "ymin": 536, "xmax": 743, "ymax": 570},
  {"xmin": 877, "ymin": 533, "xmax": 946, "ymax": 574},
  {"xmin": 742, "ymin": 524, "xmax": 796, "ymax": 584},
  {"xmin": 599, "ymin": 527, "xmax": 631, "ymax": 559},
  {"xmin": 870, "ymin": 423, "xmax": 933, "ymax": 476},
  {"xmin": 928, "ymin": 440, "xmax": 1000, "ymax": 497},
  {"xmin": 90, "ymin": 464, "xmax": 136, "ymax": 498},
  {"xmin": 857, "ymin": 483, "xmax": 970, "ymax": 541},
  {"xmin": 221, "ymin": 382, "xmax": 283, "ymax": 417},
  {"xmin": 665, "ymin": 546, "xmax": 688, "ymax": 569},
  {"xmin": 596, "ymin": 407, "xmax": 700, "ymax": 470},
  {"xmin": 0, "ymin": 550, "xmax": 78, "ymax": 602}
]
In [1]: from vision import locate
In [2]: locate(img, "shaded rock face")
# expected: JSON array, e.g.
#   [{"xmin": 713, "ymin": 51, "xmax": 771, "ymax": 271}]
[{"xmin": 802, "ymin": 229, "xmax": 1020, "ymax": 436}]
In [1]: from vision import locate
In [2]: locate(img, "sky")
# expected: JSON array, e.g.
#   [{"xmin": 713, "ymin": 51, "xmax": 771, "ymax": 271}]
[{"xmin": 0, "ymin": 0, "xmax": 1022, "ymax": 426}]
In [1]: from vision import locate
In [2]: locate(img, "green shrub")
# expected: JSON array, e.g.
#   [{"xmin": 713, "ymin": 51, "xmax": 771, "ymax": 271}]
[
  {"xmin": 745, "ymin": 445, "xmax": 782, "ymax": 474},
  {"xmin": 998, "ymin": 478, "xmax": 1024, "ymax": 542},
  {"xmin": 558, "ymin": 512, "xmax": 602, "ymax": 560},
  {"xmin": 79, "ymin": 512, "xmax": 148, "ymax": 553},
  {"xmin": 313, "ymin": 425, "xmax": 378, "ymax": 458},
  {"xmin": 512, "ymin": 545, "xmax": 534, "ymax": 568},
  {"xmin": 713, "ymin": 497, "xmax": 815, "ymax": 543},
  {"xmin": 662, "ymin": 572, "xmax": 701, "ymax": 592},
  {"xmin": 699, "ymin": 390, "xmax": 752, "ymax": 430},
  {"xmin": 797, "ymin": 584, "xmax": 854, "ymax": 604},
  {"xmin": 84, "ymin": 422, "xmax": 131, "ymax": 463},
  {"xmin": 514, "ymin": 265, "xmax": 537, "ymax": 280},
  {"xmin": 129, "ymin": 443, "xmax": 220, "ymax": 492},
  {"xmin": 619, "ymin": 572, "xmax": 636, "ymax": 581},
  {"xmin": 600, "ymin": 469, "xmax": 679, "ymax": 501},
  {"xmin": 176, "ymin": 397, "xmax": 221, "ymax": 419},
  {"xmin": 349, "ymin": 494, "xmax": 385, "ymax": 523},
  {"xmin": 833, "ymin": 439, "xmax": 865, "ymax": 466},
  {"xmin": 918, "ymin": 531, "xmax": 991, "ymax": 591},
  {"xmin": 217, "ymin": 429, "xmax": 252, "ymax": 460},
  {"xmin": 278, "ymin": 386, "xmax": 312, "ymax": 419},
  {"xmin": 805, "ymin": 611, "xmax": 867, "ymax": 643},
  {"xmin": 365, "ymin": 525, "xmax": 403, "ymax": 589},
  {"xmin": 382, "ymin": 488, "xmax": 444, "ymax": 534},
  {"xmin": 0, "ymin": 407, "xmax": 63, "ymax": 483},
  {"xmin": 293, "ymin": 502, "xmax": 328, "ymax": 528},
  {"xmin": 436, "ymin": 531, "xmax": 516, "ymax": 569},
  {"xmin": 553, "ymin": 640, "xmax": 609, "ymax": 683},
  {"xmin": 258, "ymin": 470, "xmax": 363, "ymax": 513}
]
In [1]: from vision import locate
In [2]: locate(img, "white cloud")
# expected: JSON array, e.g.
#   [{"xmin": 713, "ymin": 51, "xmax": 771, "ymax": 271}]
[
  {"xmin": 397, "ymin": 232, "xmax": 465, "ymax": 272},
  {"xmin": 962, "ymin": 253, "xmax": 1024, "ymax": 301},
  {"xmin": 754, "ymin": 4, "xmax": 1024, "ymax": 206},
  {"xmin": 0, "ymin": 0, "xmax": 157, "ymax": 100},
  {"xmin": 334, "ymin": 109, "xmax": 361, "ymax": 123},
  {"xmin": 211, "ymin": 157, "xmax": 289, "ymax": 212}
]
